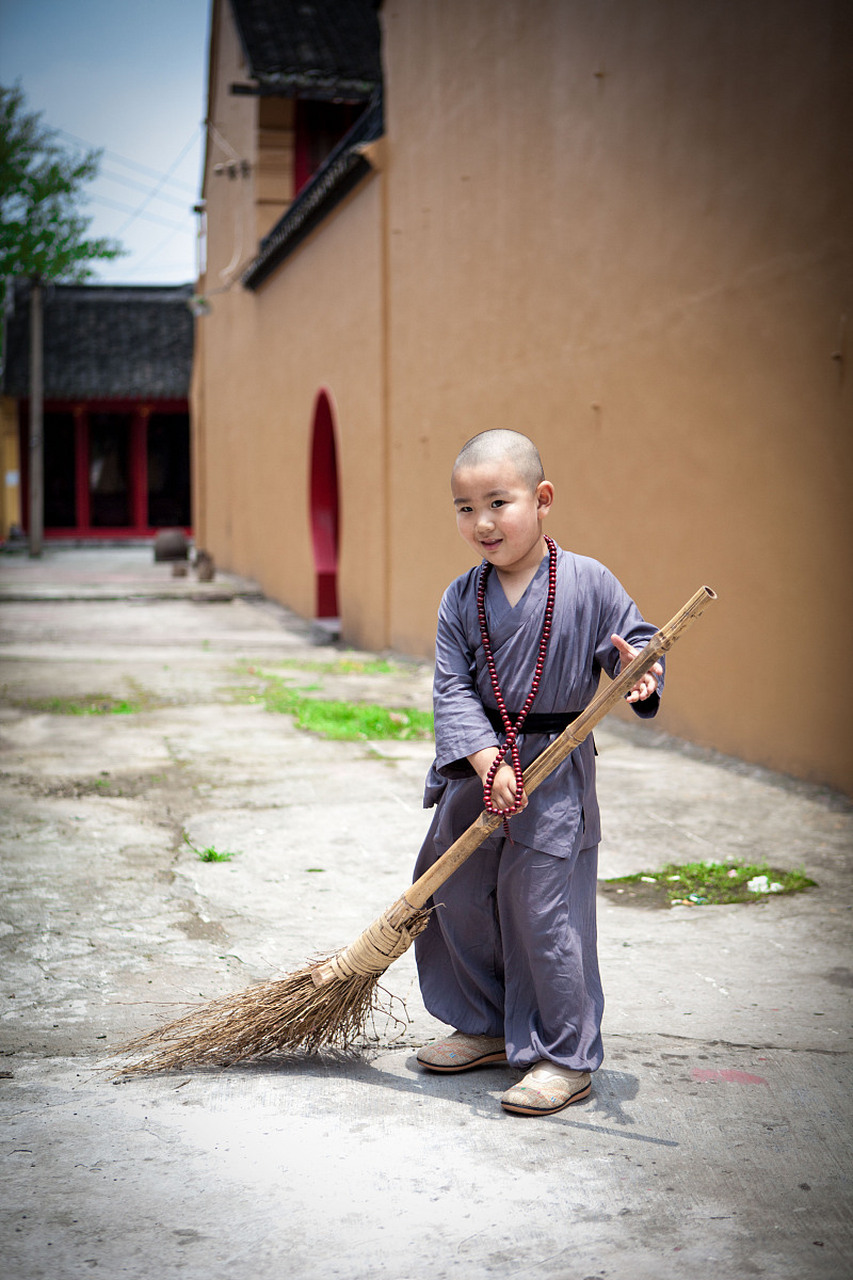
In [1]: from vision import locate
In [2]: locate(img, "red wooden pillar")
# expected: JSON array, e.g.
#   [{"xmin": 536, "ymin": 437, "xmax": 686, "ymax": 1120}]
[
  {"xmin": 74, "ymin": 406, "xmax": 90, "ymax": 532},
  {"xmin": 130, "ymin": 407, "xmax": 149, "ymax": 532}
]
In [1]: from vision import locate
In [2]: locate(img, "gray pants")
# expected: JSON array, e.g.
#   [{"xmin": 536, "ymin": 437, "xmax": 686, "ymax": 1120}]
[{"xmin": 413, "ymin": 821, "xmax": 604, "ymax": 1073}]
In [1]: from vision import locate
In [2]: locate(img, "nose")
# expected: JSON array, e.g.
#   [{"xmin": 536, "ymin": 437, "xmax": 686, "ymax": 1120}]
[{"xmin": 475, "ymin": 509, "xmax": 495, "ymax": 534}]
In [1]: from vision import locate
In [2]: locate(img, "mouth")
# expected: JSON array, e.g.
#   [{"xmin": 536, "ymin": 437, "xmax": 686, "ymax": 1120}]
[{"xmin": 479, "ymin": 538, "xmax": 502, "ymax": 552}]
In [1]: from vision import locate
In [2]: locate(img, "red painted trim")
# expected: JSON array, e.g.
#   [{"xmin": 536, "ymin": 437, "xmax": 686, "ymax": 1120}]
[
  {"xmin": 309, "ymin": 390, "xmax": 340, "ymax": 618},
  {"xmin": 43, "ymin": 528, "xmax": 192, "ymax": 541},
  {"xmin": 18, "ymin": 398, "xmax": 187, "ymax": 417},
  {"xmin": 20, "ymin": 398, "xmax": 188, "ymax": 414}
]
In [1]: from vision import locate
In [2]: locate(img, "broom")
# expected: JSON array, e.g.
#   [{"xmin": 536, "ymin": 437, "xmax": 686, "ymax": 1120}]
[{"xmin": 114, "ymin": 584, "xmax": 716, "ymax": 1073}]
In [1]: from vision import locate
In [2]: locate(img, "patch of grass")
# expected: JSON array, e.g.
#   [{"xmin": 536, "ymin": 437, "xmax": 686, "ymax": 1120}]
[
  {"xmin": 602, "ymin": 859, "xmax": 817, "ymax": 907},
  {"xmin": 246, "ymin": 672, "xmax": 434, "ymax": 741},
  {"xmin": 291, "ymin": 697, "xmax": 432, "ymax": 741},
  {"xmin": 7, "ymin": 681, "xmax": 174, "ymax": 717},
  {"xmin": 21, "ymin": 694, "xmax": 141, "ymax": 716},
  {"xmin": 264, "ymin": 654, "xmax": 403, "ymax": 676},
  {"xmin": 183, "ymin": 832, "xmax": 239, "ymax": 863}
]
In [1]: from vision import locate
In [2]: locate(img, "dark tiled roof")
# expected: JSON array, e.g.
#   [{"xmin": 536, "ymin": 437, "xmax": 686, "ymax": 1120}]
[
  {"xmin": 243, "ymin": 95, "xmax": 382, "ymax": 289},
  {"xmin": 2, "ymin": 282, "xmax": 194, "ymax": 400},
  {"xmin": 230, "ymin": 0, "xmax": 381, "ymax": 98}
]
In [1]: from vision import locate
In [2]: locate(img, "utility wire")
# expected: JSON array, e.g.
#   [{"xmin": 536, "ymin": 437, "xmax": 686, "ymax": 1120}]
[
  {"xmin": 88, "ymin": 191, "xmax": 189, "ymax": 232},
  {"xmin": 113, "ymin": 126, "xmax": 202, "ymax": 236},
  {"xmin": 113, "ymin": 228, "xmax": 186, "ymax": 278},
  {"xmin": 56, "ymin": 127, "xmax": 199, "ymax": 195},
  {"xmin": 97, "ymin": 166, "xmax": 193, "ymax": 210}
]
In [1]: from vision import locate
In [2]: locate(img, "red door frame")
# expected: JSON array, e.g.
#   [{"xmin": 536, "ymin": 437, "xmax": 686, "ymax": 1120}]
[
  {"xmin": 309, "ymin": 390, "xmax": 340, "ymax": 618},
  {"xmin": 18, "ymin": 397, "xmax": 190, "ymax": 539}
]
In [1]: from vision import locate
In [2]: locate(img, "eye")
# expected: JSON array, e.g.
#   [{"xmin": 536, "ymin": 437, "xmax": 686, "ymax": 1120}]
[
  {"xmin": 490, "ymin": 499, "xmax": 507, "ymax": 509},
  {"xmin": 457, "ymin": 504, "xmax": 473, "ymax": 513}
]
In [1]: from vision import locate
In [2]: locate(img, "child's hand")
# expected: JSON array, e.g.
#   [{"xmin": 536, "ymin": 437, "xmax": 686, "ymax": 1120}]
[
  {"xmin": 611, "ymin": 634, "xmax": 663, "ymax": 703},
  {"xmin": 468, "ymin": 748, "xmax": 528, "ymax": 813},
  {"xmin": 489, "ymin": 763, "xmax": 527, "ymax": 812}
]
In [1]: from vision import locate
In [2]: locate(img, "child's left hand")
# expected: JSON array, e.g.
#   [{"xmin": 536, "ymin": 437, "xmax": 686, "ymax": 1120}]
[{"xmin": 611, "ymin": 634, "xmax": 663, "ymax": 703}]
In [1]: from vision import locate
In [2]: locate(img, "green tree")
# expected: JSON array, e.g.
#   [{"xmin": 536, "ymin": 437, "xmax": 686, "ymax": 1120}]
[
  {"xmin": 0, "ymin": 83, "xmax": 125, "ymax": 554},
  {"xmin": 0, "ymin": 82, "xmax": 123, "ymax": 280}
]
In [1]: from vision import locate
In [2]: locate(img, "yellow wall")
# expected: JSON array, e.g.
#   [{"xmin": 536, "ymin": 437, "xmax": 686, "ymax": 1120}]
[
  {"xmin": 0, "ymin": 396, "xmax": 21, "ymax": 538},
  {"xmin": 380, "ymin": 0, "xmax": 853, "ymax": 790},
  {"xmin": 194, "ymin": 0, "xmax": 853, "ymax": 793}
]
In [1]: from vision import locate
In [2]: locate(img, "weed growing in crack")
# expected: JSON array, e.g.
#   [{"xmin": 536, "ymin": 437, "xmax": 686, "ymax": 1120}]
[{"xmin": 182, "ymin": 832, "xmax": 239, "ymax": 863}]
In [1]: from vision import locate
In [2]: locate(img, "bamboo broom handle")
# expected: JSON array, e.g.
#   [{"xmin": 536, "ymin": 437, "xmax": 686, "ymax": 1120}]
[{"xmin": 399, "ymin": 584, "xmax": 717, "ymax": 913}]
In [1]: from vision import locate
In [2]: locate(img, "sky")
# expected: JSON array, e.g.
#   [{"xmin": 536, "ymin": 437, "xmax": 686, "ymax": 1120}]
[{"xmin": 0, "ymin": 0, "xmax": 211, "ymax": 285}]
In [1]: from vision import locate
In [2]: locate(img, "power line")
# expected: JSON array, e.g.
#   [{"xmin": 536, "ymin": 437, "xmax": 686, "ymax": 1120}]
[
  {"xmin": 95, "ymin": 165, "xmax": 194, "ymax": 210},
  {"xmin": 111, "ymin": 228, "xmax": 187, "ymax": 278},
  {"xmin": 50, "ymin": 126, "xmax": 202, "ymax": 281},
  {"xmin": 87, "ymin": 192, "xmax": 190, "ymax": 232},
  {"xmin": 56, "ymin": 126, "xmax": 200, "ymax": 195},
  {"xmin": 114, "ymin": 127, "xmax": 202, "ymax": 237}
]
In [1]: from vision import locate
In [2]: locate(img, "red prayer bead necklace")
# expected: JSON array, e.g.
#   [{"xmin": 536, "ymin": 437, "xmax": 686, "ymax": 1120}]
[{"xmin": 476, "ymin": 535, "xmax": 558, "ymax": 830}]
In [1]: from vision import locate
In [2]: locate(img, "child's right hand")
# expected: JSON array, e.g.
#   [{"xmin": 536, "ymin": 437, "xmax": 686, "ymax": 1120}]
[
  {"xmin": 468, "ymin": 747, "xmax": 528, "ymax": 812},
  {"xmin": 487, "ymin": 762, "xmax": 527, "ymax": 812}
]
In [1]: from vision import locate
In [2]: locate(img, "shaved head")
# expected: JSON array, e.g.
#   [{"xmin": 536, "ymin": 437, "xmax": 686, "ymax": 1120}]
[{"xmin": 452, "ymin": 430, "xmax": 545, "ymax": 492}]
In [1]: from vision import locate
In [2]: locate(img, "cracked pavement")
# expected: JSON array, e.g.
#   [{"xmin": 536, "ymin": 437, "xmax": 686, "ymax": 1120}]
[{"xmin": 1, "ymin": 547, "xmax": 851, "ymax": 1279}]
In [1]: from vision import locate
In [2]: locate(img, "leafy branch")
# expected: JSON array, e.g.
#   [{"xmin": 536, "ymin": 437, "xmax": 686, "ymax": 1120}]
[{"xmin": 0, "ymin": 82, "xmax": 124, "ymax": 282}]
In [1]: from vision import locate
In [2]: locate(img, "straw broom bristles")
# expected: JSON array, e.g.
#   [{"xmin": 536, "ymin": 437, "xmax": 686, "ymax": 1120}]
[
  {"xmin": 115, "ymin": 968, "xmax": 385, "ymax": 1072},
  {"xmin": 114, "ymin": 899, "xmax": 432, "ymax": 1074}
]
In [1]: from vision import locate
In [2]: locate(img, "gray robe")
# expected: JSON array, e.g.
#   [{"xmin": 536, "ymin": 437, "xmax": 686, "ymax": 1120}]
[{"xmin": 413, "ymin": 544, "xmax": 661, "ymax": 1071}]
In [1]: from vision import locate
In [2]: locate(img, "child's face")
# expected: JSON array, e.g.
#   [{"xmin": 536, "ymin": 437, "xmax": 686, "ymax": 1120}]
[{"xmin": 451, "ymin": 458, "xmax": 553, "ymax": 576}]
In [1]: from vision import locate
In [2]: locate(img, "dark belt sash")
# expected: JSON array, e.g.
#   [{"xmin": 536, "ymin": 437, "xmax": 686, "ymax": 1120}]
[{"xmin": 484, "ymin": 707, "xmax": 581, "ymax": 735}]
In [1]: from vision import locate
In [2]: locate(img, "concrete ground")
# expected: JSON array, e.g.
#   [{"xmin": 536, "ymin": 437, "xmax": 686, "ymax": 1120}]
[{"xmin": 1, "ymin": 545, "xmax": 851, "ymax": 1280}]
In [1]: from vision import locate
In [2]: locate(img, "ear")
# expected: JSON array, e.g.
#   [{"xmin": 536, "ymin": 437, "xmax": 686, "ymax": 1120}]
[{"xmin": 536, "ymin": 480, "xmax": 555, "ymax": 518}]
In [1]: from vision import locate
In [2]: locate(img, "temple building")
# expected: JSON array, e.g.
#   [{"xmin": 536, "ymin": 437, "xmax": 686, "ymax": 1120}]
[{"xmin": 2, "ymin": 280, "xmax": 193, "ymax": 540}]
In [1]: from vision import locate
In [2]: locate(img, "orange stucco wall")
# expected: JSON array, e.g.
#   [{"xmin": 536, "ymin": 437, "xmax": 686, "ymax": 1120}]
[
  {"xmin": 194, "ymin": 0, "xmax": 388, "ymax": 644},
  {"xmin": 193, "ymin": 0, "xmax": 853, "ymax": 793},
  {"xmin": 380, "ymin": 0, "xmax": 852, "ymax": 790}
]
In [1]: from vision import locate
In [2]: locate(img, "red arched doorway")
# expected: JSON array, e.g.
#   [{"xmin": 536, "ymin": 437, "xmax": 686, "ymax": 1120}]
[{"xmin": 309, "ymin": 391, "xmax": 340, "ymax": 618}]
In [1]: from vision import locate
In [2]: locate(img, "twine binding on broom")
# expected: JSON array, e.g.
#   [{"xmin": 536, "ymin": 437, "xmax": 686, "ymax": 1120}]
[{"xmin": 311, "ymin": 897, "xmax": 428, "ymax": 984}]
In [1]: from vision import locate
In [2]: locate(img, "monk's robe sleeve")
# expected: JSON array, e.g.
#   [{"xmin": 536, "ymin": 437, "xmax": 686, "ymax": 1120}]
[
  {"xmin": 432, "ymin": 581, "xmax": 498, "ymax": 779},
  {"xmin": 592, "ymin": 565, "xmax": 665, "ymax": 720}
]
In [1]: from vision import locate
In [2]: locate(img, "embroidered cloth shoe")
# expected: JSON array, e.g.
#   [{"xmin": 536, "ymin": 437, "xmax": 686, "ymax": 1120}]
[
  {"xmin": 500, "ymin": 1061, "xmax": 592, "ymax": 1116},
  {"xmin": 416, "ymin": 1031, "xmax": 507, "ymax": 1073}
]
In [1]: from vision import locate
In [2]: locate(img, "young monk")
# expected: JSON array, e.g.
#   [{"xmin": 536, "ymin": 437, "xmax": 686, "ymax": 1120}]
[{"xmin": 413, "ymin": 429, "xmax": 663, "ymax": 1116}]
